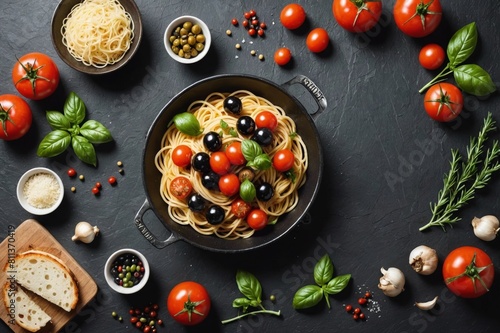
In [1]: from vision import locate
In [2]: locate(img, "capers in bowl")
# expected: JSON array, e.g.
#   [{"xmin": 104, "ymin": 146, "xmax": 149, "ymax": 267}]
[{"xmin": 169, "ymin": 21, "xmax": 205, "ymax": 59}]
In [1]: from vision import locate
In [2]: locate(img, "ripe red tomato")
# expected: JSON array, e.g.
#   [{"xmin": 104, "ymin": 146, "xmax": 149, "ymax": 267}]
[
  {"xmin": 394, "ymin": 0, "xmax": 442, "ymax": 38},
  {"xmin": 424, "ymin": 83, "xmax": 463, "ymax": 122},
  {"xmin": 273, "ymin": 149, "xmax": 295, "ymax": 172},
  {"xmin": 231, "ymin": 198, "xmax": 252, "ymax": 218},
  {"xmin": 172, "ymin": 145, "xmax": 193, "ymax": 167},
  {"xmin": 0, "ymin": 94, "xmax": 32, "ymax": 141},
  {"xmin": 246, "ymin": 209, "xmax": 268, "ymax": 230},
  {"xmin": 210, "ymin": 152, "xmax": 231, "ymax": 175},
  {"xmin": 306, "ymin": 28, "xmax": 330, "ymax": 53},
  {"xmin": 12, "ymin": 52, "xmax": 60, "ymax": 100},
  {"xmin": 333, "ymin": 0, "xmax": 383, "ymax": 33},
  {"xmin": 274, "ymin": 47, "xmax": 292, "ymax": 66},
  {"xmin": 255, "ymin": 111, "xmax": 278, "ymax": 131},
  {"xmin": 442, "ymin": 246, "xmax": 494, "ymax": 298},
  {"xmin": 169, "ymin": 176, "xmax": 193, "ymax": 200},
  {"xmin": 218, "ymin": 173, "xmax": 240, "ymax": 196},
  {"xmin": 225, "ymin": 141, "xmax": 245, "ymax": 165},
  {"xmin": 280, "ymin": 4, "xmax": 306, "ymax": 30},
  {"xmin": 167, "ymin": 281, "xmax": 211, "ymax": 326},
  {"xmin": 419, "ymin": 43, "xmax": 445, "ymax": 70}
]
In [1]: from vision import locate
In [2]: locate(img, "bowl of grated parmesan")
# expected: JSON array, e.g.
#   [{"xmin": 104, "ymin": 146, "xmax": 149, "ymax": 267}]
[{"xmin": 17, "ymin": 167, "xmax": 64, "ymax": 215}]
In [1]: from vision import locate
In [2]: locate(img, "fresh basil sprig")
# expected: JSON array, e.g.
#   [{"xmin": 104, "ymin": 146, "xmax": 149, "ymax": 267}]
[
  {"xmin": 37, "ymin": 92, "xmax": 113, "ymax": 166},
  {"xmin": 293, "ymin": 255, "xmax": 351, "ymax": 310},
  {"xmin": 419, "ymin": 22, "xmax": 496, "ymax": 96},
  {"xmin": 241, "ymin": 139, "xmax": 272, "ymax": 170},
  {"xmin": 221, "ymin": 270, "xmax": 281, "ymax": 324}
]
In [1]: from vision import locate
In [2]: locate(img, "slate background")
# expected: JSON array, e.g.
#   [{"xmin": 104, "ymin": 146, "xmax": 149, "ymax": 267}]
[{"xmin": 1, "ymin": 1, "xmax": 500, "ymax": 332}]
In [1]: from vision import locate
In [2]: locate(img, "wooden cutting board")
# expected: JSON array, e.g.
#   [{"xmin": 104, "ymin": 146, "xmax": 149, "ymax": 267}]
[{"xmin": 0, "ymin": 219, "xmax": 98, "ymax": 333}]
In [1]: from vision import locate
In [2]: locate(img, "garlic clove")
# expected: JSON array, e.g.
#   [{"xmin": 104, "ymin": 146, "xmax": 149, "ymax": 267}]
[
  {"xmin": 378, "ymin": 267, "xmax": 405, "ymax": 297},
  {"xmin": 472, "ymin": 215, "xmax": 499, "ymax": 241},
  {"xmin": 415, "ymin": 296, "xmax": 438, "ymax": 310},
  {"xmin": 409, "ymin": 245, "xmax": 439, "ymax": 275},
  {"xmin": 72, "ymin": 221, "xmax": 99, "ymax": 244}
]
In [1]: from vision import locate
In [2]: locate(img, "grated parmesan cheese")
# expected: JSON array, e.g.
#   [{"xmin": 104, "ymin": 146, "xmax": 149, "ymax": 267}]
[{"xmin": 23, "ymin": 172, "xmax": 61, "ymax": 209}]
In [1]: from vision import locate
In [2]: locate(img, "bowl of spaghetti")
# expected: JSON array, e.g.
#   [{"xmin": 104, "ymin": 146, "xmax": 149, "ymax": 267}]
[
  {"xmin": 136, "ymin": 74, "xmax": 327, "ymax": 252},
  {"xmin": 51, "ymin": 0, "xmax": 142, "ymax": 74}
]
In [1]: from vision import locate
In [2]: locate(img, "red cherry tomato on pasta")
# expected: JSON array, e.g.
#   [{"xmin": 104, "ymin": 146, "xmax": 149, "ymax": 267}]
[
  {"xmin": 274, "ymin": 47, "xmax": 292, "ymax": 66},
  {"xmin": 419, "ymin": 43, "xmax": 445, "ymax": 70},
  {"xmin": 218, "ymin": 174, "xmax": 240, "ymax": 196},
  {"xmin": 306, "ymin": 28, "xmax": 330, "ymax": 53},
  {"xmin": 210, "ymin": 152, "xmax": 231, "ymax": 175},
  {"xmin": 333, "ymin": 0, "xmax": 382, "ymax": 33},
  {"xmin": 231, "ymin": 198, "xmax": 252, "ymax": 218},
  {"xmin": 255, "ymin": 111, "xmax": 278, "ymax": 131},
  {"xmin": 393, "ymin": 0, "xmax": 442, "ymax": 38},
  {"xmin": 280, "ymin": 4, "xmax": 306, "ymax": 30},
  {"xmin": 273, "ymin": 149, "xmax": 295, "ymax": 172},
  {"xmin": 172, "ymin": 145, "xmax": 193, "ymax": 167},
  {"xmin": 169, "ymin": 176, "xmax": 193, "ymax": 200},
  {"xmin": 225, "ymin": 141, "xmax": 245, "ymax": 165},
  {"xmin": 246, "ymin": 209, "xmax": 268, "ymax": 230}
]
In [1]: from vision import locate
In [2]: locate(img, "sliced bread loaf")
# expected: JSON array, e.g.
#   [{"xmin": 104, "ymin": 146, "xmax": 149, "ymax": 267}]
[
  {"xmin": 14, "ymin": 250, "xmax": 79, "ymax": 312},
  {"xmin": 3, "ymin": 282, "xmax": 52, "ymax": 332}
]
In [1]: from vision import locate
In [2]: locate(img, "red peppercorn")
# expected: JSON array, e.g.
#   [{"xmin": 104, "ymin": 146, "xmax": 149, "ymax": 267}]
[
  {"xmin": 359, "ymin": 313, "xmax": 366, "ymax": 320},
  {"xmin": 354, "ymin": 307, "xmax": 361, "ymax": 314},
  {"xmin": 258, "ymin": 29, "xmax": 265, "ymax": 37},
  {"xmin": 130, "ymin": 316, "xmax": 139, "ymax": 324},
  {"xmin": 95, "ymin": 182, "xmax": 102, "ymax": 189},
  {"xmin": 92, "ymin": 186, "xmax": 100, "ymax": 195},
  {"xmin": 353, "ymin": 314, "xmax": 359, "ymax": 320},
  {"xmin": 248, "ymin": 28, "xmax": 257, "ymax": 36},
  {"xmin": 108, "ymin": 176, "xmax": 117, "ymax": 185},
  {"xmin": 358, "ymin": 297, "xmax": 367, "ymax": 306},
  {"xmin": 345, "ymin": 304, "xmax": 353, "ymax": 312},
  {"xmin": 249, "ymin": 9, "xmax": 256, "ymax": 17},
  {"xmin": 364, "ymin": 291, "xmax": 372, "ymax": 299},
  {"xmin": 67, "ymin": 168, "xmax": 77, "ymax": 177},
  {"xmin": 232, "ymin": 18, "xmax": 238, "ymax": 26},
  {"xmin": 242, "ymin": 20, "xmax": 249, "ymax": 28},
  {"xmin": 244, "ymin": 12, "xmax": 251, "ymax": 19},
  {"xmin": 156, "ymin": 319, "xmax": 163, "ymax": 325},
  {"xmin": 260, "ymin": 22, "xmax": 267, "ymax": 29},
  {"xmin": 251, "ymin": 19, "xmax": 259, "ymax": 26}
]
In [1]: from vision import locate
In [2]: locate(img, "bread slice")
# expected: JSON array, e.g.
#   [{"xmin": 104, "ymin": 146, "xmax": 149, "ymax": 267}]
[
  {"xmin": 14, "ymin": 250, "xmax": 79, "ymax": 312},
  {"xmin": 3, "ymin": 282, "xmax": 52, "ymax": 332}
]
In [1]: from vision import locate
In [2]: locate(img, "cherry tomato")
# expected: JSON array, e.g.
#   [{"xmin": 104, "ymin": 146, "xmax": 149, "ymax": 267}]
[
  {"xmin": 333, "ymin": 0, "xmax": 383, "ymax": 33},
  {"xmin": 169, "ymin": 176, "xmax": 193, "ymax": 200},
  {"xmin": 225, "ymin": 141, "xmax": 245, "ymax": 165},
  {"xmin": 12, "ymin": 52, "xmax": 60, "ymax": 100},
  {"xmin": 218, "ymin": 174, "xmax": 240, "ymax": 196},
  {"xmin": 394, "ymin": 0, "xmax": 442, "ymax": 38},
  {"xmin": 274, "ymin": 47, "xmax": 292, "ymax": 66},
  {"xmin": 442, "ymin": 246, "xmax": 494, "ymax": 298},
  {"xmin": 167, "ymin": 281, "xmax": 211, "ymax": 326},
  {"xmin": 172, "ymin": 145, "xmax": 193, "ymax": 168},
  {"xmin": 0, "ymin": 94, "xmax": 32, "ymax": 141},
  {"xmin": 255, "ymin": 111, "xmax": 278, "ymax": 131},
  {"xmin": 273, "ymin": 149, "xmax": 295, "ymax": 172},
  {"xmin": 424, "ymin": 83, "xmax": 463, "ymax": 122},
  {"xmin": 280, "ymin": 4, "xmax": 306, "ymax": 30},
  {"xmin": 419, "ymin": 43, "xmax": 445, "ymax": 70},
  {"xmin": 231, "ymin": 198, "xmax": 252, "ymax": 218},
  {"xmin": 67, "ymin": 168, "xmax": 77, "ymax": 177},
  {"xmin": 306, "ymin": 28, "xmax": 330, "ymax": 53},
  {"xmin": 246, "ymin": 209, "xmax": 268, "ymax": 230},
  {"xmin": 210, "ymin": 152, "xmax": 231, "ymax": 175},
  {"xmin": 108, "ymin": 176, "xmax": 117, "ymax": 185}
]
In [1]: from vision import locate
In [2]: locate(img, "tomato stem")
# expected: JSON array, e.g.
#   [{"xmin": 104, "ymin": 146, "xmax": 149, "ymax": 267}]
[
  {"xmin": 0, "ymin": 104, "xmax": 15, "ymax": 137},
  {"xmin": 221, "ymin": 309, "xmax": 281, "ymax": 324},
  {"xmin": 418, "ymin": 63, "xmax": 453, "ymax": 94},
  {"xmin": 15, "ymin": 57, "xmax": 50, "ymax": 98}
]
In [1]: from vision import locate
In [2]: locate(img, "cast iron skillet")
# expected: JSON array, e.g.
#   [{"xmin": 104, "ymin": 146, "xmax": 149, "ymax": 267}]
[{"xmin": 135, "ymin": 74, "xmax": 327, "ymax": 253}]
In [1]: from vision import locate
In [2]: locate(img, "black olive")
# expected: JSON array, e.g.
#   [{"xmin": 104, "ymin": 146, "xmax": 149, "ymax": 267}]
[
  {"xmin": 202, "ymin": 171, "xmax": 220, "ymax": 190},
  {"xmin": 205, "ymin": 205, "xmax": 225, "ymax": 225},
  {"xmin": 192, "ymin": 152, "xmax": 211, "ymax": 173},
  {"xmin": 203, "ymin": 131, "xmax": 222, "ymax": 152},
  {"xmin": 224, "ymin": 96, "xmax": 243, "ymax": 114},
  {"xmin": 237, "ymin": 116, "xmax": 256, "ymax": 135},
  {"xmin": 256, "ymin": 182, "xmax": 274, "ymax": 201},
  {"xmin": 188, "ymin": 193, "xmax": 206, "ymax": 212},
  {"xmin": 251, "ymin": 127, "xmax": 273, "ymax": 146}
]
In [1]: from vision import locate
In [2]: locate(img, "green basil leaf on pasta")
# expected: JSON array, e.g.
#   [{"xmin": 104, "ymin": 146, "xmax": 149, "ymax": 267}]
[
  {"xmin": 80, "ymin": 120, "xmax": 113, "ymax": 143},
  {"xmin": 241, "ymin": 139, "xmax": 262, "ymax": 162},
  {"xmin": 64, "ymin": 92, "xmax": 86, "ymax": 125},
  {"xmin": 454, "ymin": 64, "xmax": 497, "ymax": 96},
  {"xmin": 240, "ymin": 179, "xmax": 256, "ymax": 203},
  {"xmin": 173, "ymin": 112, "xmax": 203, "ymax": 136},
  {"xmin": 37, "ymin": 130, "xmax": 71, "ymax": 157}
]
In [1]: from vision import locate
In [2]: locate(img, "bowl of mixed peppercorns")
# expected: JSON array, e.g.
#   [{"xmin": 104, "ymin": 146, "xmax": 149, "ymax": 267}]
[{"xmin": 104, "ymin": 248, "xmax": 150, "ymax": 294}]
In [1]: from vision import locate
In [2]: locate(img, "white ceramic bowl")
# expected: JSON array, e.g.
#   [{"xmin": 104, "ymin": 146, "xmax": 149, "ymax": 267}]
[
  {"xmin": 164, "ymin": 15, "xmax": 211, "ymax": 64},
  {"xmin": 16, "ymin": 167, "xmax": 64, "ymax": 215},
  {"xmin": 104, "ymin": 248, "xmax": 150, "ymax": 294}
]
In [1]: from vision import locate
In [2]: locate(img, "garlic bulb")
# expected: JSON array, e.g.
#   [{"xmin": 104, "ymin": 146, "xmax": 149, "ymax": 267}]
[
  {"xmin": 472, "ymin": 215, "xmax": 499, "ymax": 241},
  {"xmin": 72, "ymin": 221, "xmax": 99, "ymax": 243},
  {"xmin": 415, "ymin": 296, "xmax": 438, "ymax": 310},
  {"xmin": 409, "ymin": 245, "xmax": 439, "ymax": 275},
  {"xmin": 378, "ymin": 267, "xmax": 405, "ymax": 297}
]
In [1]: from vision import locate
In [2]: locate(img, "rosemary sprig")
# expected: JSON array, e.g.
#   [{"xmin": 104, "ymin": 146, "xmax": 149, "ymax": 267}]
[{"xmin": 419, "ymin": 113, "xmax": 500, "ymax": 231}]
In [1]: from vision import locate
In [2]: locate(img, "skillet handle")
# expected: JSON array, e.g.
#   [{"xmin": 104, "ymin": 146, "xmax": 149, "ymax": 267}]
[
  {"xmin": 134, "ymin": 199, "xmax": 179, "ymax": 249},
  {"xmin": 282, "ymin": 75, "xmax": 327, "ymax": 121}
]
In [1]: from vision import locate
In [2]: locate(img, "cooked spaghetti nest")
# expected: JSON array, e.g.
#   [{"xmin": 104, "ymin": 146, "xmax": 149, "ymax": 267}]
[
  {"xmin": 155, "ymin": 90, "xmax": 308, "ymax": 240},
  {"xmin": 61, "ymin": 0, "xmax": 134, "ymax": 68}
]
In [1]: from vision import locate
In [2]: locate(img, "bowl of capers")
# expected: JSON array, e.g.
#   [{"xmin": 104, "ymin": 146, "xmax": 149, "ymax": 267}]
[{"xmin": 164, "ymin": 15, "xmax": 211, "ymax": 64}]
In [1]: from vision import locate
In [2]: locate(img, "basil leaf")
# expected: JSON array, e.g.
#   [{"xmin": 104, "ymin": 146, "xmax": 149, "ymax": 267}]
[
  {"xmin": 447, "ymin": 22, "xmax": 477, "ymax": 67},
  {"xmin": 323, "ymin": 274, "xmax": 351, "ymax": 295},
  {"xmin": 37, "ymin": 130, "xmax": 71, "ymax": 157},
  {"xmin": 292, "ymin": 285, "xmax": 323, "ymax": 309},
  {"xmin": 46, "ymin": 111, "xmax": 70, "ymax": 130},
  {"xmin": 453, "ymin": 64, "xmax": 497, "ymax": 96},
  {"xmin": 239, "ymin": 179, "xmax": 256, "ymax": 203},
  {"xmin": 236, "ymin": 270, "xmax": 262, "ymax": 302},
  {"xmin": 72, "ymin": 135, "xmax": 97, "ymax": 166},
  {"xmin": 173, "ymin": 112, "xmax": 203, "ymax": 136},
  {"xmin": 232, "ymin": 298, "xmax": 252, "ymax": 312},
  {"xmin": 249, "ymin": 154, "xmax": 272, "ymax": 170},
  {"xmin": 241, "ymin": 139, "xmax": 262, "ymax": 162},
  {"xmin": 80, "ymin": 120, "xmax": 113, "ymax": 143},
  {"xmin": 64, "ymin": 92, "xmax": 86, "ymax": 125},
  {"xmin": 314, "ymin": 255, "xmax": 334, "ymax": 286}
]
